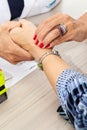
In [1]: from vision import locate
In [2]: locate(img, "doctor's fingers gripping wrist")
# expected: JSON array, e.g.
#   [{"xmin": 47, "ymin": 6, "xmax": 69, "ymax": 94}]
[
  {"xmin": 0, "ymin": 39, "xmax": 33, "ymax": 64},
  {"xmin": 10, "ymin": 20, "xmax": 37, "ymax": 51},
  {"xmin": 35, "ymin": 13, "xmax": 75, "ymax": 47}
]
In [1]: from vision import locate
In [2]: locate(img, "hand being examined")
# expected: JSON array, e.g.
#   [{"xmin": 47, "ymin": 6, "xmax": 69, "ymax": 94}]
[
  {"xmin": 10, "ymin": 19, "xmax": 36, "ymax": 51},
  {"xmin": 10, "ymin": 19, "xmax": 51, "ymax": 62}
]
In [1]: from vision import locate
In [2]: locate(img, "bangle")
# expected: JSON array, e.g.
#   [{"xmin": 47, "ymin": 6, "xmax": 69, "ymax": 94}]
[{"xmin": 37, "ymin": 50, "xmax": 61, "ymax": 70}]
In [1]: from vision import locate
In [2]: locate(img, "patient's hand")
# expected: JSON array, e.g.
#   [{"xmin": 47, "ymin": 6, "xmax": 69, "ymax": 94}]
[
  {"xmin": 10, "ymin": 19, "xmax": 36, "ymax": 51},
  {"xmin": 10, "ymin": 20, "xmax": 52, "ymax": 62},
  {"xmin": 0, "ymin": 21, "xmax": 33, "ymax": 64}
]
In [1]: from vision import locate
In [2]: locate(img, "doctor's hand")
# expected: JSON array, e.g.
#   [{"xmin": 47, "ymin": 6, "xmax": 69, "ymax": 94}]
[
  {"xmin": 35, "ymin": 13, "xmax": 87, "ymax": 48},
  {"xmin": 0, "ymin": 21, "xmax": 33, "ymax": 64}
]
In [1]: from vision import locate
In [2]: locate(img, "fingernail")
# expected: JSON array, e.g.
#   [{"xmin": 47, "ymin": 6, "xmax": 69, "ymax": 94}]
[
  {"xmin": 39, "ymin": 43, "xmax": 44, "ymax": 48},
  {"xmin": 45, "ymin": 43, "xmax": 50, "ymax": 48},
  {"xmin": 33, "ymin": 34, "xmax": 37, "ymax": 40},
  {"xmin": 35, "ymin": 39, "xmax": 39, "ymax": 45}
]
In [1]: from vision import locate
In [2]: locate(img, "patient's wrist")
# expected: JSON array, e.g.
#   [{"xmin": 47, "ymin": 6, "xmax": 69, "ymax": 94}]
[{"xmin": 28, "ymin": 45, "xmax": 51, "ymax": 62}]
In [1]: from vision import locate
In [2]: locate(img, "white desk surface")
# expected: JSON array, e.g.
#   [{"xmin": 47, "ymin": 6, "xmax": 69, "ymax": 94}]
[{"xmin": 0, "ymin": 0, "xmax": 87, "ymax": 130}]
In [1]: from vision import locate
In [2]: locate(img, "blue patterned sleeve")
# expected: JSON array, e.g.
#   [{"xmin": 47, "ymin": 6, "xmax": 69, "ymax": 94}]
[{"xmin": 56, "ymin": 69, "xmax": 87, "ymax": 130}]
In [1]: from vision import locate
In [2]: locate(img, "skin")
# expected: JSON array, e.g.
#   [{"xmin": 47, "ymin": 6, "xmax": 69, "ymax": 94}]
[
  {"xmin": 2, "ymin": 12, "xmax": 87, "ymax": 64},
  {"xmin": 9, "ymin": 19, "xmax": 87, "ymax": 130},
  {"xmin": 0, "ymin": 21, "xmax": 33, "ymax": 64},
  {"xmin": 35, "ymin": 12, "xmax": 87, "ymax": 48},
  {"xmin": 10, "ymin": 19, "xmax": 69, "ymax": 91}
]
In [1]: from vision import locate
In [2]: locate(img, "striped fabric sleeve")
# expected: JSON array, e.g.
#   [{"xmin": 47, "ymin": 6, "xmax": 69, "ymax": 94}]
[{"xmin": 56, "ymin": 69, "xmax": 87, "ymax": 130}]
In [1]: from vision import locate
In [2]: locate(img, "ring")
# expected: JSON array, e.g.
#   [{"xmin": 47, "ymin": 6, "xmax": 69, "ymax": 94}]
[{"xmin": 57, "ymin": 24, "xmax": 67, "ymax": 36}]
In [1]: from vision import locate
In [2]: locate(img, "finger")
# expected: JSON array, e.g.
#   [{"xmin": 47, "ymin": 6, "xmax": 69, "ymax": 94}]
[
  {"xmin": 15, "ymin": 46, "xmax": 33, "ymax": 61},
  {"xmin": 9, "ymin": 31, "xmax": 33, "ymax": 61},
  {"xmin": 10, "ymin": 27, "xmax": 32, "ymax": 51},
  {"xmin": 19, "ymin": 19, "xmax": 36, "ymax": 31},
  {"xmin": 10, "ymin": 21, "xmax": 36, "ymax": 50},
  {"xmin": 15, "ymin": 47, "xmax": 33, "ymax": 61},
  {"xmin": 1, "ymin": 21, "xmax": 21, "ymax": 31},
  {"xmin": 10, "ymin": 39, "xmax": 33, "ymax": 61},
  {"xmin": 37, "ymin": 14, "xmax": 63, "ymax": 42},
  {"xmin": 36, "ymin": 13, "xmax": 75, "ymax": 43},
  {"xmin": 10, "ymin": 27, "xmax": 25, "ymax": 47},
  {"xmin": 42, "ymin": 28, "xmax": 60, "ymax": 47},
  {"xmin": 10, "ymin": 27, "xmax": 34, "ymax": 60},
  {"xmin": 19, "ymin": 19, "xmax": 30, "ymax": 27},
  {"xmin": 50, "ymin": 33, "xmax": 73, "ymax": 47},
  {"xmin": 36, "ymin": 15, "xmax": 65, "ymax": 42},
  {"xmin": 2, "ymin": 47, "xmax": 33, "ymax": 64},
  {"xmin": 36, "ymin": 13, "xmax": 62, "ymax": 35},
  {"xmin": 1, "ymin": 53, "xmax": 21, "ymax": 64},
  {"xmin": 49, "ymin": 21, "xmax": 76, "ymax": 47},
  {"xmin": 19, "ymin": 19, "xmax": 36, "ymax": 41}
]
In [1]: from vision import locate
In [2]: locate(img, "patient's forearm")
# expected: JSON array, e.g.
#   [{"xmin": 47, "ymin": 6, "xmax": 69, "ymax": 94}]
[
  {"xmin": 42, "ymin": 54, "xmax": 69, "ymax": 91},
  {"xmin": 28, "ymin": 47, "xmax": 69, "ymax": 92}
]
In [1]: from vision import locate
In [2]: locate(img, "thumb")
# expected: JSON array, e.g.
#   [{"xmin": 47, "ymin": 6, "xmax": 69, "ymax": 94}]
[
  {"xmin": 10, "ymin": 27, "xmax": 30, "ymax": 51},
  {"xmin": 10, "ymin": 27, "xmax": 24, "ymax": 45}
]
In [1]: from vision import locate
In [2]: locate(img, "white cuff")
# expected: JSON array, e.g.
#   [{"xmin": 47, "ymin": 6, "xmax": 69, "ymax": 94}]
[
  {"xmin": 20, "ymin": 0, "xmax": 35, "ymax": 18},
  {"xmin": 0, "ymin": 0, "xmax": 11, "ymax": 25}
]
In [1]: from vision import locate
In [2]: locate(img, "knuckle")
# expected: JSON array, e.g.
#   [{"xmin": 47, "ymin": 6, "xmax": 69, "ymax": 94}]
[
  {"xmin": 43, "ymin": 20, "xmax": 52, "ymax": 29},
  {"xmin": 64, "ymin": 14, "xmax": 72, "ymax": 21},
  {"xmin": 72, "ymin": 22, "xmax": 77, "ymax": 29}
]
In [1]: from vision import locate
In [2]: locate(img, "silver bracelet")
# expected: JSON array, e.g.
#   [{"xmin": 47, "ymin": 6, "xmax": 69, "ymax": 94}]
[{"xmin": 37, "ymin": 50, "xmax": 61, "ymax": 70}]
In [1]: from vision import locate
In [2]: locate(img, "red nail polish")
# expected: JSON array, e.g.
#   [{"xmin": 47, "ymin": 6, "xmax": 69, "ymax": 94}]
[
  {"xmin": 45, "ymin": 44, "xmax": 50, "ymax": 48},
  {"xmin": 35, "ymin": 39, "xmax": 39, "ymax": 45},
  {"xmin": 39, "ymin": 43, "xmax": 44, "ymax": 48},
  {"xmin": 33, "ymin": 34, "xmax": 37, "ymax": 40}
]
